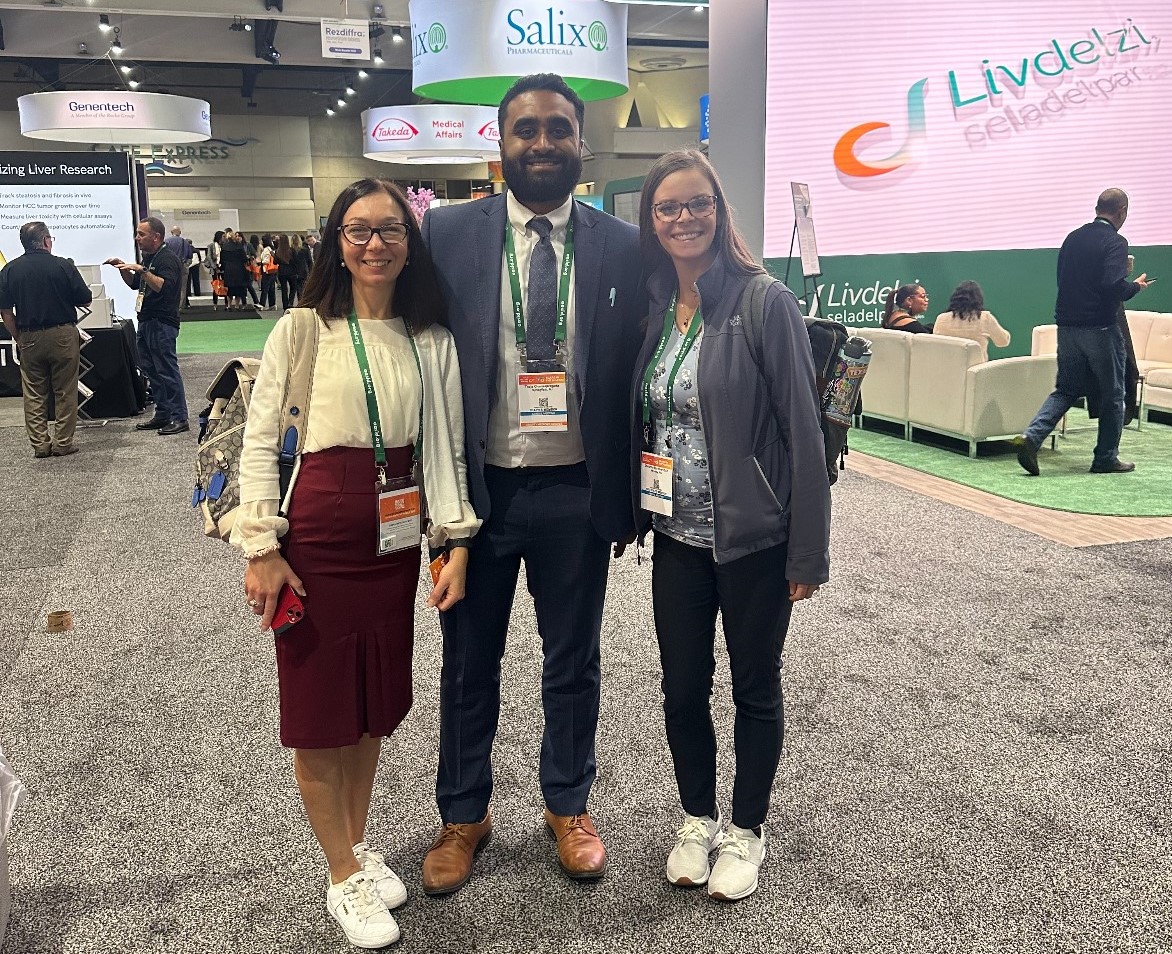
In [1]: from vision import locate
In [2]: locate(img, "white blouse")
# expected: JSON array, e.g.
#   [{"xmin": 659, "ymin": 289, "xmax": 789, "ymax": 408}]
[
  {"xmin": 230, "ymin": 311, "xmax": 481, "ymax": 557},
  {"xmin": 932, "ymin": 310, "xmax": 1011, "ymax": 361}
]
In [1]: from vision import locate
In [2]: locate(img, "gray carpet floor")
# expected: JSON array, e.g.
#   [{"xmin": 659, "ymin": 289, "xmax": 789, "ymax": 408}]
[{"xmin": 1, "ymin": 352, "xmax": 1169, "ymax": 953}]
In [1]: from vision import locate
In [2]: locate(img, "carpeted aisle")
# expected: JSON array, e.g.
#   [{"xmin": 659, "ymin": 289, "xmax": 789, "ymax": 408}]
[
  {"xmin": 849, "ymin": 410, "xmax": 1172, "ymax": 517},
  {"xmin": 0, "ymin": 353, "xmax": 1168, "ymax": 953}
]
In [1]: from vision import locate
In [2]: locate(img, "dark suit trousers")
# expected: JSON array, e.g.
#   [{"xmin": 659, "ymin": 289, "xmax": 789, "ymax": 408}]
[{"xmin": 437, "ymin": 461, "xmax": 609, "ymax": 822}]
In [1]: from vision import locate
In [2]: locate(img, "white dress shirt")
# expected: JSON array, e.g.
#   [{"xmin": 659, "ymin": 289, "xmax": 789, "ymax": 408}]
[{"xmin": 486, "ymin": 192, "xmax": 586, "ymax": 468}]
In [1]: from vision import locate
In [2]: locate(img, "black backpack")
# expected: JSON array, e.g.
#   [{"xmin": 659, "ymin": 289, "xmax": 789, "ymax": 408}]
[{"xmin": 738, "ymin": 274, "xmax": 872, "ymax": 485}]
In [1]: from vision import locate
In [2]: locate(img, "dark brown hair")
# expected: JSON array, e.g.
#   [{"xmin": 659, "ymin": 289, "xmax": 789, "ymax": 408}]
[
  {"xmin": 883, "ymin": 283, "xmax": 922, "ymax": 326},
  {"xmin": 298, "ymin": 178, "xmax": 444, "ymax": 331},
  {"xmin": 638, "ymin": 149, "xmax": 763, "ymax": 278},
  {"xmin": 947, "ymin": 280, "xmax": 984, "ymax": 321}
]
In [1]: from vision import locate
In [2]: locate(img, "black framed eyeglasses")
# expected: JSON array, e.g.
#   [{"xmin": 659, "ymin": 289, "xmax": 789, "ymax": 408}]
[
  {"xmin": 652, "ymin": 194, "xmax": 718, "ymax": 222},
  {"xmin": 339, "ymin": 223, "xmax": 409, "ymax": 246}
]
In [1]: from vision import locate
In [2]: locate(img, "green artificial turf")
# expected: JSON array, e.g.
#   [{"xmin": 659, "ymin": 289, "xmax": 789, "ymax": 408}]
[
  {"xmin": 178, "ymin": 318, "xmax": 276, "ymax": 355},
  {"xmin": 849, "ymin": 409, "xmax": 1172, "ymax": 517}
]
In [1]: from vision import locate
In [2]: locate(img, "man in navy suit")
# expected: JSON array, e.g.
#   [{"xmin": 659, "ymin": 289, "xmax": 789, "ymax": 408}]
[
  {"xmin": 1018, "ymin": 188, "xmax": 1154, "ymax": 476},
  {"xmin": 420, "ymin": 74, "xmax": 643, "ymax": 894}
]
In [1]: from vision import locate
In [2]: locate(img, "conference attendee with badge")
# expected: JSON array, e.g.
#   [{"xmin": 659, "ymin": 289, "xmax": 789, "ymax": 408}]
[
  {"xmin": 419, "ymin": 73, "xmax": 643, "ymax": 894},
  {"xmin": 0, "ymin": 221, "xmax": 93, "ymax": 458},
  {"xmin": 105, "ymin": 217, "xmax": 189, "ymax": 435},
  {"xmin": 631, "ymin": 150, "xmax": 830, "ymax": 901},
  {"xmin": 231, "ymin": 178, "xmax": 480, "ymax": 949}
]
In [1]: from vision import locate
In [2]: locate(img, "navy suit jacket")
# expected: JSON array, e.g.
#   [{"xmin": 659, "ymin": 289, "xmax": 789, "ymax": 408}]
[{"xmin": 422, "ymin": 193, "xmax": 643, "ymax": 542}]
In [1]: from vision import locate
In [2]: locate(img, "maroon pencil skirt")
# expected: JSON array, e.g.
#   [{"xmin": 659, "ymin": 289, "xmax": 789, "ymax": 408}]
[{"xmin": 275, "ymin": 444, "xmax": 420, "ymax": 749}]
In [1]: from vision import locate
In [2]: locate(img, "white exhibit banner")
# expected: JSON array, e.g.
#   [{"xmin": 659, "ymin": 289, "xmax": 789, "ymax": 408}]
[
  {"xmin": 362, "ymin": 105, "xmax": 501, "ymax": 164},
  {"xmin": 321, "ymin": 19, "xmax": 371, "ymax": 60},
  {"xmin": 0, "ymin": 151, "xmax": 138, "ymax": 321},
  {"xmin": 18, "ymin": 91, "xmax": 211, "ymax": 145},
  {"xmin": 409, "ymin": 0, "xmax": 629, "ymax": 105}
]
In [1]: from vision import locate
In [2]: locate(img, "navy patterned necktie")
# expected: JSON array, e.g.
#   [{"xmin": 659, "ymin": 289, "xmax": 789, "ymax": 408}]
[{"xmin": 525, "ymin": 216, "xmax": 557, "ymax": 363}]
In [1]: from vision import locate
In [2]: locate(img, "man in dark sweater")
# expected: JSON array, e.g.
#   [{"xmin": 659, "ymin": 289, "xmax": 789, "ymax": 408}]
[
  {"xmin": 1017, "ymin": 189, "xmax": 1154, "ymax": 475},
  {"xmin": 0, "ymin": 221, "xmax": 93, "ymax": 457},
  {"xmin": 105, "ymin": 217, "xmax": 189, "ymax": 435}
]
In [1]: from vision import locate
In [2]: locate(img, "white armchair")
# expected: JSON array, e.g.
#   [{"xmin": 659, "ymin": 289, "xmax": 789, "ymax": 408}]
[{"xmin": 858, "ymin": 328, "xmax": 912, "ymax": 437}]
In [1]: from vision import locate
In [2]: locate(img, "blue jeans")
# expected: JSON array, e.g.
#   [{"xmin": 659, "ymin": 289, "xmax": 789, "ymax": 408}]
[
  {"xmin": 1025, "ymin": 324, "xmax": 1125, "ymax": 467},
  {"xmin": 137, "ymin": 319, "xmax": 188, "ymax": 423}
]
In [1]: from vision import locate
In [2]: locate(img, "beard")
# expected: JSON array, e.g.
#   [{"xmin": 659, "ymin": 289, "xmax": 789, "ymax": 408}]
[{"xmin": 502, "ymin": 152, "xmax": 583, "ymax": 206}]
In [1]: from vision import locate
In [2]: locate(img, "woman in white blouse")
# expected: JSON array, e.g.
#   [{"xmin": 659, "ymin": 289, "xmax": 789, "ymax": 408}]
[
  {"xmin": 231, "ymin": 178, "xmax": 480, "ymax": 948},
  {"xmin": 932, "ymin": 280, "xmax": 1011, "ymax": 361}
]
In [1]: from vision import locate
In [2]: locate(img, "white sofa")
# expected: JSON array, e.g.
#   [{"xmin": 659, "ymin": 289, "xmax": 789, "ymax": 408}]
[
  {"xmin": 1030, "ymin": 310, "xmax": 1172, "ymax": 418},
  {"xmin": 860, "ymin": 328, "xmax": 1058, "ymax": 456}
]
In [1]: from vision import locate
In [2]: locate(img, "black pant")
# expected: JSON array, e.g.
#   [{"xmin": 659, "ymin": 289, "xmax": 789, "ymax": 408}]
[
  {"xmin": 436, "ymin": 462, "xmax": 610, "ymax": 822},
  {"xmin": 261, "ymin": 274, "xmax": 277, "ymax": 309},
  {"xmin": 652, "ymin": 532, "xmax": 793, "ymax": 830},
  {"xmin": 279, "ymin": 276, "xmax": 294, "ymax": 311}
]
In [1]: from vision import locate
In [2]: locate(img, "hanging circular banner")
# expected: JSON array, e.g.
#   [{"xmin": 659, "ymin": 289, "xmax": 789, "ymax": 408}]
[
  {"xmin": 18, "ymin": 91, "xmax": 212, "ymax": 145},
  {"xmin": 408, "ymin": 0, "xmax": 628, "ymax": 105},
  {"xmin": 362, "ymin": 105, "xmax": 501, "ymax": 164}
]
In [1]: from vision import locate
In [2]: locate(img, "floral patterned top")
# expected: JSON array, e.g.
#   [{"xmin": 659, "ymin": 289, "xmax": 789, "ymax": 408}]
[{"xmin": 648, "ymin": 323, "xmax": 714, "ymax": 548}]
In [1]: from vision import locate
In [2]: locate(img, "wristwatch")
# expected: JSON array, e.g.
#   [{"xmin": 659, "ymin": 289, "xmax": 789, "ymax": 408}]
[{"xmin": 446, "ymin": 538, "xmax": 472, "ymax": 552}]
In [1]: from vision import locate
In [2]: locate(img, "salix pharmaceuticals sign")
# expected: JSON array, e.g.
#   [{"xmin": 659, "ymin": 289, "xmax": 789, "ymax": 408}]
[
  {"xmin": 408, "ymin": 0, "xmax": 628, "ymax": 105},
  {"xmin": 17, "ymin": 91, "xmax": 211, "ymax": 145}
]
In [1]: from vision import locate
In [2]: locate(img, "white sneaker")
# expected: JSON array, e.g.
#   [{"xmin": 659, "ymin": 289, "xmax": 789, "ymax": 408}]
[
  {"xmin": 708, "ymin": 823, "xmax": 766, "ymax": 901},
  {"xmin": 325, "ymin": 871, "xmax": 400, "ymax": 948},
  {"xmin": 665, "ymin": 811, "xmax": 725, "ymax": 886},
  {"xmin": 353, "ymin": 842, "xmax": 407, "ymax": 910}
]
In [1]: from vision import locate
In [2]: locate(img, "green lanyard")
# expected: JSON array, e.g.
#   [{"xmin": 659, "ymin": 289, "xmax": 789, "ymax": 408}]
[
  {"xmin": 504, "ymin": 214, "xmax": 575, "ymax": 352},
  {"xmin": 345, "ymin": 313, "xmax": 425, "ymax": 485},
  {"xmin": 641, "ymin": 292, "xmax": 703, "ymax": 434}
]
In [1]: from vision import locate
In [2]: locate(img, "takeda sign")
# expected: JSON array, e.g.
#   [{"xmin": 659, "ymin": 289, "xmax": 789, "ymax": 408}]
[{"xmin": 362, "ymin": 105, "xmax": 501, "ymax": 163}]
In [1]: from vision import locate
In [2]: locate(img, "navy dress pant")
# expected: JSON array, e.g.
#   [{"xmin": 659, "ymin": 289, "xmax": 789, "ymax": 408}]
[{"xmin": 436, "ymin": 462, "xmax": 609, "ymax": 823}]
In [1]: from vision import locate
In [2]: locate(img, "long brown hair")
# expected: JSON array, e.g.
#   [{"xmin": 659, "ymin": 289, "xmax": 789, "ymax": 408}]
[
  {"xmin": 275, "ymin": 234, "xmax": 292, "ymax": 264},
  {"xmin": 882, "ymin": 284, "xmax": 922, "ymax": 327},
  {"xmin": 298, "ymin": 178, "xmax": 444, "ymax": 331},
  {"xmin": 638, "ymin": 149, "xmax": 763, "ymax": 279}
]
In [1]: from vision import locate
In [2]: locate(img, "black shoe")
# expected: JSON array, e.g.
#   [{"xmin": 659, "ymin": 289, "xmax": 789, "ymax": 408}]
[
  {"xmin": 52, "ymin": 445, "xmax": 80, "ymax": 457},
  {"xmin": 159, "ymin": 420, "xmax": 190, "ymax": 435},
  {"xmin": 1016, "ymin": 438, "xmax": 1040, "ymax": 476},
  {"xmin": 33, "ymin": 448, "xmax": 52, "ymax": 459},
  {"xmin": 1089, "ymin": 459, "xmax": 1135, "ymax": 473},
  {"xmin": 136, "ymin": 417, "xmax": 168, "ymax": 431}
]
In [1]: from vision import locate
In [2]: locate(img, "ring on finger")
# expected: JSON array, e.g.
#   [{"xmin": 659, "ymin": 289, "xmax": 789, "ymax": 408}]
[{"xmin": 247, "ymin": 598, "xmax": 258, "ymax": 607}]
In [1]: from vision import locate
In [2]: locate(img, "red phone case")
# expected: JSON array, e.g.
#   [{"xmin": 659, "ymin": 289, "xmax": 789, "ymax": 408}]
[{"xmin": 272, "ymin": 585, "xmax": 305, "ymax": 635}]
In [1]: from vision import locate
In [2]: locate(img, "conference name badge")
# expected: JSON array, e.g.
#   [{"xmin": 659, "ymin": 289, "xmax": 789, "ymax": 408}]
[
  {"xmin": 517, "ymin": 371, "xmax": 568, "ymax": 432},
  {"xmin": 640, "ymin": 451, "xmax": 673, "ymax": 516},
  {"xmin": 376, "ymin": 485, "xmax": 421, "ymax": 555},
  {"xmin": 134, "ymin": 289, "xmax": 145, "ymax": 314}
]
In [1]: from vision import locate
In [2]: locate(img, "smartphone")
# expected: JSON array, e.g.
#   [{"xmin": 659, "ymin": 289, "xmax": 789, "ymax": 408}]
[
  {"xmin": 429, "ymin": 551, "xmax": 449, "ymax": 587},
  {"xmin": 272, "ymin": 584, "xmax": 305, "ymax": 635},
  {"xmin": 1147, "ymin": 277, "xmax": 1159, "ymax": 284}
]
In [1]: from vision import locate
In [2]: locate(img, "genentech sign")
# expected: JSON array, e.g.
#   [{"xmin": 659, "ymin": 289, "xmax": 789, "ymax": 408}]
[{"xmin": 18, "ymin": 91, "xmax": 212, "ymax": 145}]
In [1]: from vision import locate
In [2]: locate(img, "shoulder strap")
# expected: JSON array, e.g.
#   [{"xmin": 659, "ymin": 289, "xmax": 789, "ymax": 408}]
[
  {"xmin": 738, "ymin": 272, "xmax": 777, "ymax": 374},
  {"xmin": 277, "ymin": 309, "xmax": 320, "ymax": 495}
]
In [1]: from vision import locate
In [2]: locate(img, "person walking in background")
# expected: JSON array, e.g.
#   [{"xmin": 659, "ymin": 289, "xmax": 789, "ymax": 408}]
[
  {"xmin": 275, "ymin": 234, "xmax": 296, "ymax": 311},
  {"xmin": 291, "ymin": 233, "xmax": 313, "ymax": 306},
  {"xmin": 418, "ymin": 73, "xmax": 643, "ymax": 895},
  {"xmin": 0, "ymin": 221, "xmax": 92, "ymax": 458},
  {"xmin": 233, "ymin": 177, "xmax": 479, "ymax": 948},
  {"xmin": 164, "ymin": 226, "xmax": 195, "ymax": 311},
  {"xmin": 932, "ymin": 281, "xmax": 1011, "ymax": 361},
  {"xmin": 632, "ymin": 150, "xmax": 830, "ymax": 902},
  {"xmin": 1017, "ymin": 188, "xmax": 1154, "ymax": 476},
  {"xmin": 105, "ymin": 217, "xmax": 189, "ymax": 435},
  {"xmin": 219, "ymin": 229, "xmax": 249, "ymax": 312},
  {"xmin": 258, "ymin": 235, "xmax": 277, "ymax": 311},
  {"xmin": 244, "ymin": 235, "xmax": 262, "ymax": 310},
  {"xmin": 881, "ymin": 283, "xmax": 932, "ymax": 333},
  {"xmin": 207, "ymin": 230, "xmax": 224, "ymax": 310}
]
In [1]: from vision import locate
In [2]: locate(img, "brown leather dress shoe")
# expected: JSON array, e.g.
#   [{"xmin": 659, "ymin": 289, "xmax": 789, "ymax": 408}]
[
  {"xmin": 544, "ymin": 809, "xmax": 607, "ymax": 879},
  {"xmin": 421, "ymin": 811, "xmax": 492, "ymax": 896}
]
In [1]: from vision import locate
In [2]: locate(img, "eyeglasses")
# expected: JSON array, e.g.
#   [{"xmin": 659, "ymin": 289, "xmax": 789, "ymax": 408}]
[
  {"xmin": 339, "ymin": 223, "xmax": 409, "ymax": 246},
  {"xmin": 652, "ymin": 194, "xmax": 718, "ymax": 222}
]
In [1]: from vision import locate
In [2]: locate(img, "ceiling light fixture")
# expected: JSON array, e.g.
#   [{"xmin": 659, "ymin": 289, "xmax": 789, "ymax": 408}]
[
  {"xmin": 120, "ymin": 65, "xmax": 132, "ymax": 74},
  {"xmin": 693, "ymin": 4, "xmax": 705, "ymax": 12},
  {"xmin": 369, "ymin": 24, "xmax": 385, "ymax": 41},
  {"xmin": 99, "ymin": 14, "xmax": 111, "ymax": 32},
  {"xmin": 336, "ymin": 98, "xmax": 346, "ymax": 108},
  {"xmin": 391, "ymin": 25, "xmax": 404, "ymax": 44},
  {"xmin": 326, "ymin": 107, "xmax": 335, "ymax": 116},
  {"xmin": 373, "ymin": 48, "xmax": 384, "ymax": 64},
  {"xmin": 264, "ymin": 44, "xmax": 280, "ymax": 64},
  {"xmin": 345, "ymin": 85, "xmax": 356, "ymax": 96},
  {"xmin": 230, "ymin": 16, "xmax": 252, "ymax": 32},
  {"xmin": 77, "ymin": 41, "xmax": 90, "ymax": 55},
  {"xmin": 110, "ymin": 27, "xmax": 123, "ymax": 55},
  {"xmin": 357, "ymin": 69, "xmax": 369, "ymax": 79},
  {"xmin": 372, "ymin": 4, "xmax": 385, "ymax": 18},
  {"xmin": 128, "ymin": 79, "xmax": 140, "ymax": 89}
]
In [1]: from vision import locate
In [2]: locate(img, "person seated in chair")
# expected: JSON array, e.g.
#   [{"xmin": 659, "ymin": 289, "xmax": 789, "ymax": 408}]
[
  {"xmin": 932, "ymin": 281, "xmax": 1011, "ymax": 361},
  {"xmin": 881, "ymin": 283, "xmax": 932, "ymax": 333}
]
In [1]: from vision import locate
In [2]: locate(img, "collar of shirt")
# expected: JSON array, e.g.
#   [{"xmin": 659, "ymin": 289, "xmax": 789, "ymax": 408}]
[{"xmin": 506, "ymin": 191, "xmax": 573, "ymax": 241}]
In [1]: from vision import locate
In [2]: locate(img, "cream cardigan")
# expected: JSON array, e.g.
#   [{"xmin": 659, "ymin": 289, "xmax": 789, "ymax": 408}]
[
  {"xmin": 230, "ymin": 311, "xmax": 481, "ymax": 557},
  {"xmin": 932, "ymin": 310, "xmax": 1011, "ymax": 361}
]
